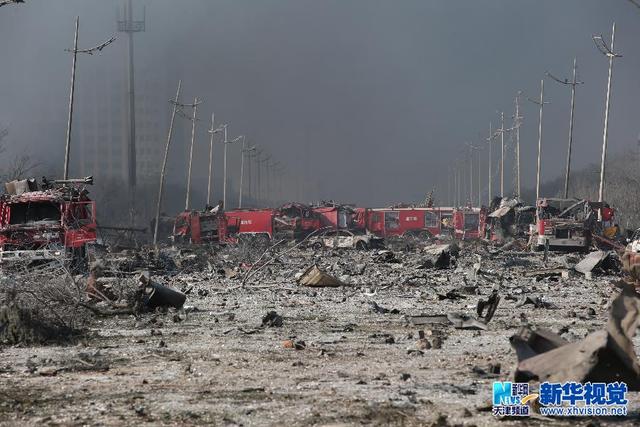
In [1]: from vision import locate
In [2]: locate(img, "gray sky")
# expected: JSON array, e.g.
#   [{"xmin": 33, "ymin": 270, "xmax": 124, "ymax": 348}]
[{"xmin": 1, "ymin": 0, "xmax": 639, "ymax": 209}]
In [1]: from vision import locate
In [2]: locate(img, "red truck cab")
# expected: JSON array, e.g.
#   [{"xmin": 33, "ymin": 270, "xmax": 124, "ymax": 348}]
[
  {"xmin": 173, "ymin": 210, "xmax": 239, "ymax": 244},
  {"xmin": 453, "ymin": 207, "xmax": 486, "ymax": 240},
  {"xmin": 364, "ymin": 207, "xmax": 453, "ymax": 238},
  {"xmin": 224, "ymin": 209, "xmax": 274, "ymax": 239},
  {"xmin": 0, "ymin": 179, "xmax": 97, "ymax": 264}
]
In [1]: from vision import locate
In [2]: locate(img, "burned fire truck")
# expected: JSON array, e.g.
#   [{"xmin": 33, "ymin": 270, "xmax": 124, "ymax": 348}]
[
  {"xmin": 173, "ymin": 209, "xmax": 239, "ymax": 244},
  {"xmin": 0, "ymin": 177, "xmax": 96, "ymax": 265},
  {"xmin": 452, "ymin": 207, "xmax": 487, "ymax": 240},
  {"xmin": 223, "ymin": 204, "xmax": 328, "ymax": 241},
  {"xmin": 531, "ymin": 198, "xmax": 603, "ymax": 251},
  {"xmin": 360, "ymin": 206, "xmax": 484, "ymax": 240},
  {"xmin": 224, "ymin": 208, "xmax": 275, "ymax": 240}
]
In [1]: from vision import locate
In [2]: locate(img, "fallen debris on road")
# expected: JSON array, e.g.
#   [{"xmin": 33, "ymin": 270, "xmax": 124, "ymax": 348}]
[{"xmin": 297, "ymin": 264, "xmax": 344, "ymax": 287}]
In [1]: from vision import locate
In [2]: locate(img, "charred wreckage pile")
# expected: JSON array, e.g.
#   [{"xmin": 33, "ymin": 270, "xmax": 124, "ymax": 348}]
[{"xmin": 2, "ymin": 178, "xmax": 640, "ymax": 423}]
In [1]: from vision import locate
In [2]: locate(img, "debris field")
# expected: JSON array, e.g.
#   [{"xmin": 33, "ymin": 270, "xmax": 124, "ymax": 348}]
[{"xmin": 1, "ymin": 239, "xmax": 639, "ymax": 426}]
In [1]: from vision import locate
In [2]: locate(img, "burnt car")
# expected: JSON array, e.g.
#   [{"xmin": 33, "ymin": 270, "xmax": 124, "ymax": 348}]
[{"xmin": 308, "ymin": 229, "xmax": 383, "ymax": 250}]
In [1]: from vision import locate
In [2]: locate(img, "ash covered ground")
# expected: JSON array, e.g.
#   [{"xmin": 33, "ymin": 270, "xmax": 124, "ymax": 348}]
[{"xmin": 0, "ymin": 240, "xmax": 638, "ymax": 426}]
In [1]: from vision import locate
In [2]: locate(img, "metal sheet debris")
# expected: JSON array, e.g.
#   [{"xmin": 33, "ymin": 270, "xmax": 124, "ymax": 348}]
[{"xmin": 297, "ymin": 264, "xmax": 344, "ymax": 287}]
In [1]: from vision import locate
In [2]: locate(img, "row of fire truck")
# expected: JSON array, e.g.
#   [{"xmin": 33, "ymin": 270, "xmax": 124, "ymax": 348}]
[{"xmin": 171, "ymin": 203, "xmax": 487, "ymax": 244}]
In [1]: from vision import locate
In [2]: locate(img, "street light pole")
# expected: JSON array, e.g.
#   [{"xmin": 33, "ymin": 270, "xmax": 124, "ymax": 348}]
[
  {"xmin": 185, "ymin": 97, "xmax": 199, "ymax": 211},
  {"xmin": 488, "ymin": 126, "xmax": 492, "ymax": 204},
  {"xmin": 528, "ymin": 80, "xmax": 549, "ymax": 201},
  {"xmin": 239, "ymin": 137, "xmax": 255, "ymax": 208},
  {"xmin": 207, "ymin": 113, "xmax": 215, "ymax": 207},
  {"xmin": 153, "ymin": 80, "xmax": 181, "ymax": 245},
  {"xmin": 593, "ymin": 23, "xmax": 621, "ymax": 203},
  {"xmin": 500, "ymin": 112, "xmax": 505, "ymax": 198},
  {"xmin": 546, "ymin": 58, "xmax": 584, "ymax": 198},
  {"xmin": 222, "ymin": 127, "xmax": 242, "ymax": 209},
  {"xmin": 514, "ymin": 93, "xmax": 522, "ymax": 198},
  {"xmin": 206, "ymin": 115, "xmax": 225, "ymax": 207},
  {"xmin": 63, "ymin": 17, "xmax": 115, "ymax": 180}
]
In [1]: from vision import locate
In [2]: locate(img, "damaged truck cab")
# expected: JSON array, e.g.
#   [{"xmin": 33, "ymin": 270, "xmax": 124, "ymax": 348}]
[
  {"xmin": 0, "ymin": 178, "xmax": 97, "ymax": 264},
  {"xmin": 173, "ymin": 210, "xmax": 239, "ymax": 244},
  {"xmin": 532, "ymin": 198, "xmax": 597, "ymax": 251}
]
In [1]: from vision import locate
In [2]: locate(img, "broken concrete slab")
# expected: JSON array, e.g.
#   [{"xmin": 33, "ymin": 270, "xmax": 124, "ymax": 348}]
[
  {"xmin": 509, "ymin": 326, "xmax": 568, "ymax": 362},
  {"xmin": 512, "ymin": 289, "xmax": 640, "ymax": 390},
  {"xmin": 575, "ymin": 250, "xmax": 619, "ymax": 276}
]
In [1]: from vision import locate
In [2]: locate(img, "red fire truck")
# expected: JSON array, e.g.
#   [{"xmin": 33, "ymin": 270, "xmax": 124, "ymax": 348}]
[
  {"xmin": 452, "ymin": 207, "xmax": 487, "ymax": 240},
  {"xmin": 224, "ymin": 209, "xmax": 274, "ymax": 239},
  {"xmin": 531, "ymin": 198, "xmax": 598, "ymax": 251},
  {"xmin": 274, "ymin": 203, "xmax": 321, "ymax": 238},
  {"xmin": 312, "ymin": 205, "xmax": 354, "ymax": 229},
  {"xmin": 173, "ymin": 210, "xmax": 239, "ymax": 244},
  {"xmin": 360, "ymin": 207, "xmax": 454, "ymax": 238},
  {"xmin": 0, "ymin": 177, "xmax": 97, "ymax": 265},
  {"xmin": 357, "ymin": 206, "xmax": 485, "ymax": 240}
]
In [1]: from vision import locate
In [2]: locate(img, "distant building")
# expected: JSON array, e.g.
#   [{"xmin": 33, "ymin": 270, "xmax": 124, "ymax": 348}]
[{"xmin": 75, "ymin": 64, "xmax": 168, "ymax": 187}]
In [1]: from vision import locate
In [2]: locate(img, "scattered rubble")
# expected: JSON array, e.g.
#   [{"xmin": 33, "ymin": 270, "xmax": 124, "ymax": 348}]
[{"xmin": 0, "ymin": 223, "xmax": 637, "ymax": 425}]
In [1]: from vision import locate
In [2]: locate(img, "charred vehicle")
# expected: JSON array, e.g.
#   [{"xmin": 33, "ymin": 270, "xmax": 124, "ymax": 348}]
[
  {"xmin": 308, "ymin": 229, "xmax": 383, "ymax": 250},
  {"xmin": 531, "ymin": 198, "xmax": 600, "ymax": 251},
  {"xmin": 486, "ymin": 198, "xmax": 536, "ymax": 242},
  {"xmin": 274, "ymin": 203, "xmax": 322, "ymax": 240},
  {"xmin": 224, "ymin": 208, "xmax": 275, "ymax": 242},
  {"xmin": 173, "ymin": 209, "xmax": 239, "ymax": 244},
  {"xmin": 0, "ymin": 176, "xmax": 96, "ymax": 266},
  {"xmin": 452, "ymin": 207, "xmax": 487, "ymax": 240},
  {"xmin": 363, "ymin": 207, "xmax": 455, "ymax": 238}
]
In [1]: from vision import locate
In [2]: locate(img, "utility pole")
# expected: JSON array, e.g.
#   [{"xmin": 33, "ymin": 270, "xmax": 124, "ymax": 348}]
[
  {"xmin": 255, "ymin": 150, "xmax": 265, "ymax": 206},
  {"xmin": 486, "ymin": 122, "xmax": 493, "ymax": 204},
  {"xmin": 466, "ymin": 142, "xmax": 480, "ymax": 205},
  {"xmin": 465, "ymin": 142, "xmax": 481, "ymax": 206},
  {"xmin": 206, "ymin": 114, "xmax": 225, "ymax": 207},
  {"xmin": 222, "ymin": 127, "xmax": 242, "ymax": 209},
  {"xmin": 153, "ymin": 80, "xmax": 181, "ymax": 245},
  {"xmin": 500, "ymin": 112, "xmax": 505, "ymax": 198},
  {"xmin": 514, "ymin": 93, "xmax": 522, "ymax": 198},
  {"xmin": 546, "ymin": 58, "xmax": 583, "ymax": 198},
  {"xmin": 247, "ymin": 149, "xmax": 256, "ymax": 206},
  {"xmin": 453, "ymin": 165, "xmax": 457, "ymax": 207},
  {"xmin": 239, "ymin": 137, "xmax": 256, "ymax": 208},
  {"xmin": 447, "ymin": 167, "xmax": 452, "ymax": 206},
  {"xmin": 593, "ymin": 23, "xmax": 622, "ymax": 203},
  {"xmin": 477, "ymin": 144, "xmax": 481, "ymax": 206},
  {"xmin": 271, "ymin": 161, "xmax": 282, "ymax": 204},
  {"xmin": 469, "ymin": 145, "xmax": 473, "ymax": 204},
  {"xmin": 184, "ymin": 98, "xmax": 200, "ymax": 211},
  {"xmin": 528, "ymin": 80, "xmax": 549, "ymax": 201},
  {"xmin": 456, "ymin": 164, "xmax": 461, "ymax": 207},
  {"xmin": 117, "ymin": 0, "xmax": 144, "ymax": 214},
  {"xmin": 63, "ymin": 17, "xmax": 115, "ymax": 179}
]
